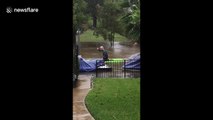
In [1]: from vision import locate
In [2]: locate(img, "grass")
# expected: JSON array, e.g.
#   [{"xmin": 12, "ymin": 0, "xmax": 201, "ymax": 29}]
[
  {"xmin": 80, "ymin": 29, "xmax": 128, "ymax": 42},
  {"xmin": 85, "ymin": 78, "xmax": 140, "ymax": 120}
]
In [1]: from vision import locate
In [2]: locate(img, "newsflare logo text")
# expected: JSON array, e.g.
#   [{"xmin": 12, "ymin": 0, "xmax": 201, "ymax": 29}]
[{"xmin": 6, "ymin": 7, "xmax": 39, "ymax": 13}]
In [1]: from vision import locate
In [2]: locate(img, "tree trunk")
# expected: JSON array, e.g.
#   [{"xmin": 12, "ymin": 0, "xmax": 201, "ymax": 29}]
[
  {"xmin": 73, "ymin": 28, "xmax": 76, "ymax": 45},
  {"xmin": 112, "ymin": 32, "xmax": 115, "ymax": 47},
  {"xmin": 93, "ymin": 15, "xmax": 97, "ymax": 28}
]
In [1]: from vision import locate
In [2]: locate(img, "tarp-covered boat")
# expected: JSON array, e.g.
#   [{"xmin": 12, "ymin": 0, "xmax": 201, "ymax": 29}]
[
  {"xmin": 123, "ymin": 53, "xmax": 140, "ymax": 70},
  {"xmin": 79, "ymin": 56, "xmax": 105, "ymax": 72}
]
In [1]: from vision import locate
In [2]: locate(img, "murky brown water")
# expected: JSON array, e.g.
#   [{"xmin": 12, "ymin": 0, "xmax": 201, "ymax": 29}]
[{"xmin": 79, "ymin": 42, "xmax": 140, "ymax": 58}]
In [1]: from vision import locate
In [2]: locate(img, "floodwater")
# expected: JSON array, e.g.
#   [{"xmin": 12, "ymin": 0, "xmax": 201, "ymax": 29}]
[
  {"xmin": 78, "ymin": 42, "xmax": 141, "ymax": 78},
  {"xmin": 79, "ymin": 42, "xmax": 140, "ymax": 58}
]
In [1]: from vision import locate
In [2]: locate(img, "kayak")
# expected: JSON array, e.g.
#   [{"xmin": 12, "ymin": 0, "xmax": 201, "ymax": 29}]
[{"xmin": 105, "ymin": 58, "xmax": 125, "ymax": 63}]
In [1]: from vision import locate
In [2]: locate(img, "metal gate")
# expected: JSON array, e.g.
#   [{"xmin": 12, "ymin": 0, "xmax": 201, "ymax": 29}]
[{"xmin": 96, "ymin": 60, "xmax": 140, "ymax": 78}]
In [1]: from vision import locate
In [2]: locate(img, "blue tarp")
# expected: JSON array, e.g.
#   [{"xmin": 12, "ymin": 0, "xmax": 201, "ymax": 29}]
[
  {"xmin": 79, "ymin": 56, "xmax": 104, "ymax": 72},
  {"xmin": 123, "ymin": 53, "xmax": 140, "ymax": 70}
]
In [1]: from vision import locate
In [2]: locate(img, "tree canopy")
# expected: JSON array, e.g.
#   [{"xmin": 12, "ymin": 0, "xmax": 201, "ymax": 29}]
[
  {"xmin": 121, "ymin": 0, "xmax": 140, "ymax": 42},
  {"xmin": 73, "ymin": 0, "xmax": 89, "ymax": 32},
  {"xmin": 73, "ymin": 0, "xmax": 141, "ymax": 43}
]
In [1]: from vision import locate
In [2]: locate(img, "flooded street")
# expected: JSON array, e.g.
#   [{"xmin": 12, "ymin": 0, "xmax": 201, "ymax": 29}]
[{"xmin": 79, "ymin": 42, "xmax": 140, "ymax": 58}]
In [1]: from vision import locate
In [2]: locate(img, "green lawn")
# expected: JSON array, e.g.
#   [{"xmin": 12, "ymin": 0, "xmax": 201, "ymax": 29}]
[
  {"xmin": 85, "ymin": 78, "xmax": 140, "ymax": 120},
  {"xmin": 80, "ymin": 29, "xmax": 128, "ymax": 42}
]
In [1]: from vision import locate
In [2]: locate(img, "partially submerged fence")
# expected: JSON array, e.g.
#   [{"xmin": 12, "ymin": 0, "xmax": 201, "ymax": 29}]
[{"xmin": 96, "ymin": 59, "xmax": 140, "ymax": 78}]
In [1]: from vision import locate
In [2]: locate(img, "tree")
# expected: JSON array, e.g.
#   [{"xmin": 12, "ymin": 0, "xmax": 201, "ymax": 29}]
[
  {"xmin": 121, "ymin": 2, "xmax": 140, "ymax": 43},
  {"xmin": 73, "ymin": 0, "xmax": 89, "ymax": 81},
  {"xmin": 94, "ymin": 2, "xmax": 124, "ymax": 47},
  {"xmin": 73, "ymin": 0, "xmax": 89, "ymax": 41},
  {"xmin": 85, "ymin": 0, "xmax": 104, "ymax": 28}
]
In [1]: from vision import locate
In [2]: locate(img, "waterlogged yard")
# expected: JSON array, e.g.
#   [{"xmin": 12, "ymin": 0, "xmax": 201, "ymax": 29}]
[{"xmin": 85, "ymin": 78, "xmax": 140, "ymax": 120}]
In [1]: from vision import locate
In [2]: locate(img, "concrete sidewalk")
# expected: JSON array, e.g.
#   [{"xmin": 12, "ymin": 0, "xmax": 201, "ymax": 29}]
[{"xmin": 73, "ymin": 74, "xmax": 95, "ymax": 120}]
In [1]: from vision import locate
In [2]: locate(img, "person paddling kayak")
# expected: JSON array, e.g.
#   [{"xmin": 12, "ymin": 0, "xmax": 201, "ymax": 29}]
[{"xmin": 97, "ymin": 46, "xmax": 109, "ymax": 61}]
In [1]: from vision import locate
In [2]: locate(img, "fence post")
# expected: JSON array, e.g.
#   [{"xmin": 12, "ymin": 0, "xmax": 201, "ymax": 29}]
[
  {"xmin": 96, "ymin": 60, "xmax": 98, "ymax": 77},
  {"xmin": 75, "ymin": 46, "xmax": 79, "ymax": 81},
  {"xmin": 124, "ymin": 60, "xmax": 126, "ymax": 78}
]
